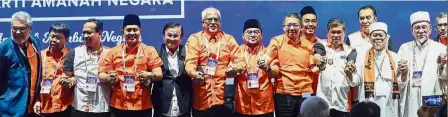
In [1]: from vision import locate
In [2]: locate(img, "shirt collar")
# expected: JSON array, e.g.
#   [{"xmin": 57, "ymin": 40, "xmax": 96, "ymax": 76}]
[
  {"xmin": 203, "ymin": 31, "xmax": 224, "ymax": 42},
  {"xmin": 374, "ymin": 49, "xmax": 386, "ymax": 59},
  {"xmin": 286, "ymin": 34, "xmax": 304, "ymax": 45},
  {"xmin": 46, "ymin": 47, "xmax": 70, "ymax": 58},
  {"xmin": 165, "ymin": 46, "xmax": 179, "ymax": 57},
  {"xmin": 327, "ymin": 43, "xmax": 345, "ymax": 51},
  {"xmin": 305, "ymin": 34, "xmax": 319, "ymax": 43},
  {"xmin": 360, "ymin": 30, "xmax": 368, "ymax": 39},
  {"xmin": 415, "ymin": 39, "xmax": 430, "ymax": 49},
  {"xmin": 245, "ymin": 44, "xmax": 264, "ymax": 54},
  {"xmin": 439, "ymin": 35, "xmax": 447, "ymax": 45}
]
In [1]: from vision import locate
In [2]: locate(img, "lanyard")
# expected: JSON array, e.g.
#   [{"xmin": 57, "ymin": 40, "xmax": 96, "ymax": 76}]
[
  {"xmin": 121, "ymin": 43, "xmax": 141, "ymax": 76},
  {"xmin": 18, "ymin": 42, "xmax": 37, "ymax": 59},
  {"xmin": 244, "ymin": 46, "xmax": 261, "ymax": 72},
  {"xmin": 84, "ymin": 46, "xmax": 103, "ymax": 79},
  {"xmin": 203, "ymin": 33, "xmax": 221, "ymax": 60},
  {"xmin": 42, "ymin": 49, "xmax": 68, "ymax": 78},
  {"xmin": 412, "ymin": 41, "xmax": 430, "ymax": 72},
  {"xmin": 374, "ymin": 52, "xmax": 387, "ymax": 80}
]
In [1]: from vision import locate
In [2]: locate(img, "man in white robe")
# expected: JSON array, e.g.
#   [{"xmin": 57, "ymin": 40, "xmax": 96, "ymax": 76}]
[
  {"xmin": 398, "ymin": 11, "xmax": 447, "ymax": 117},
  {"xmin": 354, "ymin": 22, "xmax": 408, "ymax": 117}
]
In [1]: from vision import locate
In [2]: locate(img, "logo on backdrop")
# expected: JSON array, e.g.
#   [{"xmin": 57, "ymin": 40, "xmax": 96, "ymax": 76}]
[
  {"xmin": 0, "ymin": 31, "xmax": 124, "ymax": 45},
  {"xmin": 0, "ymin": 0, "xmax": 185, "ymax": 22}
]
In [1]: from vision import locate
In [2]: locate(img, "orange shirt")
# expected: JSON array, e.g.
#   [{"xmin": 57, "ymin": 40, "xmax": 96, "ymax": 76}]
[
  {"xmin": 306, "ymin": 35, "xmax": 320, "ymax": 44},
  {"xmin": 99, "ymin": 43, "xmax": 163, "ymax": 110},
  {"xmin": 440, "ymin": 37, "xmax": 447, "ymax": 46},
  {"xmin": 305, "ymin": 35, "xmax": 320, "ymax": 96},
  {"xmin": 265, "ymin": 34, "xmax": 315, "ymax": 95},
  {"xmin": 185, "ymin": 31, "xmax": 240, "ymax": 110},
  {"xmin": 25, "ymin": 42, "xmax": 39, "ymax": 113},
  {"xmin": 39, "ymin": 48, "xmax": 73, "ymax": 113},
  {"xmin": 234, "ymin": 44, "xmax": 274, "ymax": 115}
]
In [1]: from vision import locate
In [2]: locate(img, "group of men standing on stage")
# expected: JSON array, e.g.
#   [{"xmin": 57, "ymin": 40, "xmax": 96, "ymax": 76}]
[{"xmin": 0, "ymin": 4, "xmax": 447, "ymax": 117}]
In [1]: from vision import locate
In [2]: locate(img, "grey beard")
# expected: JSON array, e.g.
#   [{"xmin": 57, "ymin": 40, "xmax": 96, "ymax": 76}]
[{"xmin": 417, "ymin": 38, "xmax": 427, "ymax": 43}]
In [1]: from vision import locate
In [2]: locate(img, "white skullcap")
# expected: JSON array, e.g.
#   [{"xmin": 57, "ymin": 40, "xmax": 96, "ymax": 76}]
[
  {"xmin": 369, "ymin": 22, "xmax": 388, "ymax": 35},
  {"xmin": 410, "ymin": 11, "xmax": 430, "ymax": 26}
]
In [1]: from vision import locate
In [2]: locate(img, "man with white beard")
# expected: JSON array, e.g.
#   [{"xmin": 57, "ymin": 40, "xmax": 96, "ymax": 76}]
[
  {"xmin": 397, "ymin": 11, "xmax": 447, "ymax": 117},
  {"xmin": 354, "ymin": 22, "xmax": 408, "ymax": 117}
]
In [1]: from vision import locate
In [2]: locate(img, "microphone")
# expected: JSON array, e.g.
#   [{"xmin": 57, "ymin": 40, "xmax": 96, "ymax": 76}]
[
  {"xmin": 313, "ymin": 42, "xmax": 326, "ymax": 56},
  {"xmin": 347, "ymin": 49, "xmax": 357, "ymax": 63}
]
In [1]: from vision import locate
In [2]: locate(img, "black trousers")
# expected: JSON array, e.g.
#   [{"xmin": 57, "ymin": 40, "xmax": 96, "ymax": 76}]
[
  {"xmin": 274, "ymin": 93, "xmax": 302, "ymax": 117},
  {"xmin": 71, "ymin": 109, "xmax": 110, "ymax": 117},
  {"xmin": 41, "ymin": 107, "xmax": 71, "ymax": 117},
  {"xmin": 153, "ymin": 111, "xmax": 191, "ymax": 117},
  {"xmin": 192, "ymin": 105, "xmax": 234, "ymax": 117},
  {"xmin": 111, "ymin": 107, "xmax": 152, "ymax": 117},
  {"xmin": 330, "ymin": 109, "xmax": 350, "ymax": 117},
  {"xmin": 25, "ymin": 112, "xmax": 40, "ymax": 117},
  {"xmin": 234, "ymin": 112, "xmax": 274, "ymax": 117}
]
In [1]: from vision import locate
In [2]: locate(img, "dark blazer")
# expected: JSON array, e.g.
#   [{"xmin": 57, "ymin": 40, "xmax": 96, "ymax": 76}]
[
  {"xmin": 0, "ymin": 37, "xmax": 42, "ymax": 117},
  {"xmin": 152, "ymin": 44, "xmax": 192, "ymax": 115}
]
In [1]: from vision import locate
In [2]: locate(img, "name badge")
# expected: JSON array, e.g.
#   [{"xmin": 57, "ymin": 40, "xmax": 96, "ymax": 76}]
[
  {"xmin": 86, "ymin": 77, "xmax": 98, "ymax": 92},
  {"xmin": 40, "ymin": 78, "xmax": 52, "ymax": 94},
  {"xmin": 247, "ymin": 72, "xmax": 259, "ymax": 89},
  {"xmin": 412, "ymin": 71, "xmax": 422, "ymax": 87},
  {"xmin": 205, "ymin": 59, "xmax": 218, "ymax": 76},
  {"xmin": 124, "ymin": 75, "xmax": 136, "ymax": 92}
]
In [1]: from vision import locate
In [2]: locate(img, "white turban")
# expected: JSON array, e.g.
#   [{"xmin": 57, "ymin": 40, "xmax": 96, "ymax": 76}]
[
  {"xmin": 410, "ymin": 11, "xmax": 430, "ymax": 26},
  {"xmin": 369, "ymin": 22, "xmax": 388, "ymax": 35}
]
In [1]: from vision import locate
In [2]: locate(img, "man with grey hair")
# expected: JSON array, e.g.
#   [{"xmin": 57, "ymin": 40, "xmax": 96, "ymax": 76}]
[
  {"xmin": 0, "ymin": 11, "xmax": 42, "ymax": 117},
  {"xmin": 300, "ymin": 96, "xmax": 330, "ymax": 117},
  {"xmin": 435, "ymin": 12, "xmax": 447, "ymax": 45},
  {"xmin": 185, "ymin": 7, "xmax": 239, "ymax": 117}
]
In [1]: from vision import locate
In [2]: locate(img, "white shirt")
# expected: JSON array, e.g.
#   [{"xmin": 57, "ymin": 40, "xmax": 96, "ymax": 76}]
[
  {"xmin": 163, "ymin": 47, "xmax": 182, "ymax": 117},
  {"xmin": 316, "ymin": 41, "xmax": 360, "ymax": 112},
  {"xmin": 348, "ymin": 31, "xmax": 373, "ymax": 53},
  {"xmin": 397, "ymin": 40, "xmax": 446, "ymax": 117},
  {"xmin": 71, "ymin": 45, "xmax": 111, "ymax": 113}
]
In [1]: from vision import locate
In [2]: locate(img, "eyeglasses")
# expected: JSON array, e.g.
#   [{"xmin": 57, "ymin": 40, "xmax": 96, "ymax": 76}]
[
  {"xmin": 204, "ymin": 17, "xmax": 220, "ymax": 23},
  {"xmin": 12, "ymin": 26, "xmax": 29, "ymax": 32}
]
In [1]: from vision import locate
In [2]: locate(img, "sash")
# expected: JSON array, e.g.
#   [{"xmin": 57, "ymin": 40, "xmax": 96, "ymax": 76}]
[{"xmin": 363, "ymin": 48, "xmax": 400, "ymax": 99}]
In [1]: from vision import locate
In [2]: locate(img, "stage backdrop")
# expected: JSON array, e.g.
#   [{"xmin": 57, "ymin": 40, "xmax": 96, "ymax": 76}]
[{"xmin": 0, "ymin": 0, "xmax": 446, "ymax": 52}]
